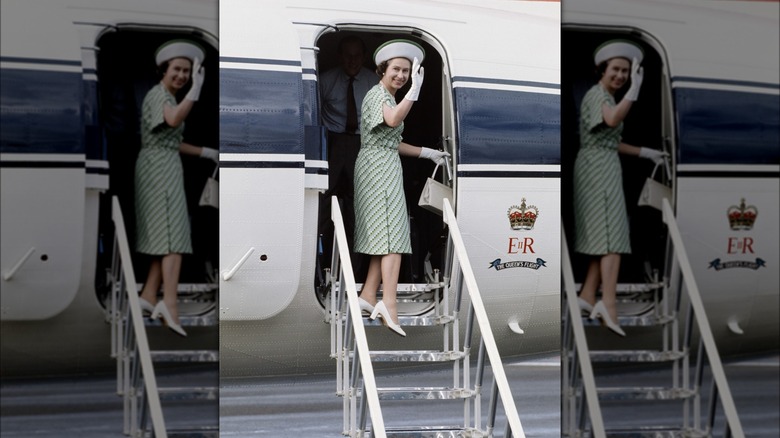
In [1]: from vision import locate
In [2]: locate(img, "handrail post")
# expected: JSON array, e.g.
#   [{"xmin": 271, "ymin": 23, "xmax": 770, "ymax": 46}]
[
  {"xmin": 661, "ymin": 198, "xmax": 744, "ymax": 437},
  {"xmin": 331, "ymin": 196, "xmax": 386, "ymax": 438},
  {"xmin": 111, "ymin": 196, "xmax": 167, "ymax": 438},
  {"xmin": 442, "ymin": 200, "xmax": 525, "ymax": 437},
  {"xmin": 561, "ymin": 223, "xmax": 606, "ymax": 438}
]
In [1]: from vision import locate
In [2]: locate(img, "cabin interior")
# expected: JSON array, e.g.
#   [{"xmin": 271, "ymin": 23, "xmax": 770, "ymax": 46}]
[
  {"xmin": 561, "ymin": 28, "xmax": 671, "ymax": 289},
  {"xmin": 93, "ymin": 29, "xmax": 219, "ymax": 303}
]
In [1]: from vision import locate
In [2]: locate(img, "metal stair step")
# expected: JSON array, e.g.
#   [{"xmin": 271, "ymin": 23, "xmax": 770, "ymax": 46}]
[
  {"xmin": 370, "ymin": 387, "xmax": 475, "ymax": 400},
  {"xmin": 575, "ymin": 282, "xmax": 664, "ymax": 295},
  {"xmin": 348, "ymin": 350, "xmax": 466, "ymax": 362},
  {"xmin": 582, "ymin": 314, "xmax": 674, "ymax": 327},
  {"xmin": 375, "ymin": 426, "xmax": 483, "ymax": 437},
  {"xmin": 596, "ymin": 387, "xmax": 697, "ymax": 401},
  {"xmin": 352, "ymin": 282, "xmax": 446, "ymax": 295},
  {"xmin": 150, "ymin": 350, "xmax": 218, "ymax": 363},
  {"xmin": 144, "ymin": 313, "xmax": 217, "ymax": 327},
  {"xmin": 136, "ymin": 282, "xmax": 218, "ymax": 295},
  {"xmin": 165, "ymin": 428, "xmax": 218, "ymax": 438},
  {"xmin": 360, "ymin": 315, "xmax": 455, "ymax": 327},
  {"xmin": 584, "ymin": 426, "xmax": 709, "ymax": 437},
  {"xmin": 589, "ymin": 350, "xmax": 686, "ymax": 363},
  {"xmin": 156, "ymin": 386, "xmax": 218, "ymax": 401}
]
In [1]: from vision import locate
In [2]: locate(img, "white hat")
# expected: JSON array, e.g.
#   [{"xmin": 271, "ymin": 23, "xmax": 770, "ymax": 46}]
[
  {"xmin": 593, "ymin": 40, "xmax": 643, "ymax": 66},
  {"xmin": 373, "ymin": 39, "xmax": 425, "ymax": 65},
  {"xmin": 155, "ymin": 40, "xmax": 205, "ymax": 66}
]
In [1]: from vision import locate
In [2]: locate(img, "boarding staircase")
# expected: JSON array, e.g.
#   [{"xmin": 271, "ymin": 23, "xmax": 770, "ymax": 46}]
[
  {"xmin": 327, "ymin": 196, "xmax": 526, "ymax": 437},
  {"xmin": 108, "ymin": 196, "xmax": 219, "ymax": 438},
  {"xmin": 562, "ymin": 198, "xmax": 744, "ymax": 437}
]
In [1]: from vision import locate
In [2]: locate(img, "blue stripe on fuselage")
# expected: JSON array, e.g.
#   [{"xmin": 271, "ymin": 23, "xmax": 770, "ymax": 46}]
[
  {"xmin": 219, "ymin": 68, "xmax": 303, "ymax": 154},
  {"xmin": 675, "ymin": 87, "xmax": 779, "ymax": 165},
  {"xmin": 1, "ymin": 68, "xmax": 83, "ymax": 154},
  {"xmin": 455, "ymin": 87, "xmax": 560, "ymax": 165}
]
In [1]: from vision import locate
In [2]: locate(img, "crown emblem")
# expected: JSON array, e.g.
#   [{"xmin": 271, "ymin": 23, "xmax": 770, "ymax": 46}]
[
  {"xmin": 727, "ymin": 198, "xmax": 757, "ymax": 230},
  {"xmin": 508, "ymin": 198, "xmax": 539, "ymax": 230}
]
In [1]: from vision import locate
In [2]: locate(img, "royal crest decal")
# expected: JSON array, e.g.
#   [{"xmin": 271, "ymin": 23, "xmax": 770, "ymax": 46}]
[
  {"xmin": 727, "ymin": 198, "xmax": 757, "ymax": 230},
  {"xmin": 488, "ymin": 258, "xmax": 547, "ymax": 271},
  {"xmin": 708, "ymin": 258, "xmax": 766, "ymax": 271},
  {"xmin": 708, "ymin": 197, "xmax": 765, "ymax": 272},
  {"xmin": 508, "ymin": 198, "xmax": 538, "ymax": 231}
]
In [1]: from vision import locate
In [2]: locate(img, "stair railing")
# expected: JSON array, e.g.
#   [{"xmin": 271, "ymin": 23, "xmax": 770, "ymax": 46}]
[
  {"xmin": 441, "ymin": 199, "xmax": 526, "ymax": 438},
  {"xmin": 109, "ymin": 196, "xmax": 167, "ymax": 438},
  {"xmin": 661, "ymin": 198, "xmax": 744, "ymax": 437},
  {"xmin": 562, "ymin": 198, "xmax": 744, "ymax": 437},
  {"xmin": 561, "ymin": 223, "xmax": 606, "ymax": 438},
  {"xmin": 330, "ymin": 196, "xmax": 387, "ymax": 438}
]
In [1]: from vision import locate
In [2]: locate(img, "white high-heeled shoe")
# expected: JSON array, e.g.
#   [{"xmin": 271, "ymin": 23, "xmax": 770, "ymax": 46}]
[
  {"xmin": 358, "ymin": 297, "xmax": 375, "ymax": 315},
  {"xmin": 151, "ymin": 301, "xmax": 187, "ymax": 337},
  {"xmin": 369, "ymin": 301, "xmax": 406, "ymax": 337},
  {"xmin": 138, "ymin": 297, "xmax": 156, "ymax": 316},
  {"xmin": 589, "ymin": 301, "xmax": 626, "ymax": 337},
  {"xmin": 577, "ymin": 297, "xmax": 594, "ymax": 314}
]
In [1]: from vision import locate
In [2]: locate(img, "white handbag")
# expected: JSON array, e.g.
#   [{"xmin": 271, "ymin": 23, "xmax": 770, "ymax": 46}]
[
  {"xmin": 638, "ymin": 160, "xmax": 671, "ymax": 211},
  {"xmin": 418, "ymin": 158, "xmax": 453, "ymax": 216},
  {"xmin": 199, "ymin": 165, "xmax": 219, "ymax": 209}
]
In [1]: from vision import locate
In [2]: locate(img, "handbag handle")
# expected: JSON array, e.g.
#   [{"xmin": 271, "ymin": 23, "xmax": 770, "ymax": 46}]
[
  {"xmin": 649, "ymin": 158, "xmax": 670, "ymax": 182},
  {"xmin": 211, "ymin": 163, "xmax": 219, "ymax": 179},
  {"xmin": 429, "ymin": 156, "xmax": 453, "ymax": 182}
]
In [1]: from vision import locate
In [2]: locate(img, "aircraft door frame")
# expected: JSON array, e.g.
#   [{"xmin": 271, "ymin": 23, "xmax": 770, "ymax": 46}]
[{"xmin": 301, "ymin": 24, "xmax": 455, "ymax": 311}]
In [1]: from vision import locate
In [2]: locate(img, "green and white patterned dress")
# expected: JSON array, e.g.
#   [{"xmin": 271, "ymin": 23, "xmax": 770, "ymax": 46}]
[
  {"xmin": 573, "ymin": 84, "xmax": 631, "ymax": 255},
  {"xmin": 134, "ymin": 83, "xmax": 192, "ymax": 255},
  {"xmin": 353, "ymin": 84, "xmax": 412, "ymax": 255}
]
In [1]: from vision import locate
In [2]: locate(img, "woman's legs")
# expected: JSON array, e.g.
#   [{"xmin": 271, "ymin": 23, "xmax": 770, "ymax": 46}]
[
  {"xmin": 161, "ymin": 253, "xmax": 182, "ymax": 324},
  {"xmin": 360, "ymin": 255, "xmax": 382, "ymax": 305},
  {"xmin": 599, "ymin": 253, "xmax": 621, "ymax": 322},
  {"xmin": 578, "ymin": 258, "xmax": 601, "ymax": 306},
  {"xmin": 380, "ymin": 253, "xmax": 402, "ymax": 323},
  {"xmin": 359, "ymin": 253, "xmax": 402, "ymax": 324},
  {"xmin": 139, "ymin": 258, "xmax": 162, "ymax": 304}
]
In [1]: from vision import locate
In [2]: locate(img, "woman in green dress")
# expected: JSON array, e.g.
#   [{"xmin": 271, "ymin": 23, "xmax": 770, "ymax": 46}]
[
  {"xmin": 573, "ymin": 40, "xmax": 667, "ymax": 336},
  {"xmin": 353, "ymin": 40, "xmax": 449, "ymax": 337},
  {"xmin": 136, "ymin": 40, "xmax": 219, "ymax": 337}
]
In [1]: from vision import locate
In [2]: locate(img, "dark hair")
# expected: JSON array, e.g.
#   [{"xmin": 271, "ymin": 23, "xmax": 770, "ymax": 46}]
[
  {"xmin": 375, "ymin": 60, "xmax": 389, "ymax": 77},
  {"xmin": 158, "ymin": 60, "xmax": 170, "ymax": 77},
  {"xmin": 338, "ymin": 35, "xmax": 366, "ymax": 55}
]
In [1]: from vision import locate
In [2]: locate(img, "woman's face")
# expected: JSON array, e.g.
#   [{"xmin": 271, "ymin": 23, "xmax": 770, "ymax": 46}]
[
  {"xmin": 600, "ymin": 57, "xmax": 630, "ymax": 94},
  {"xmin": 380, "ymin": 57, "xmax": 412, "ymax": 93},
  {"xmin": 162, "ymin": 57, "xmax": 192, "ymax": 92}
]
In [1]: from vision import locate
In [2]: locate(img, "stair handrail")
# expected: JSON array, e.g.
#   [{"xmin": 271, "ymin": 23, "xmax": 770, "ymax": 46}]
[
  {"xmin": 111, "ymin": 196, "xmax": 168, "ymax": 438},
  {"xmin": 561, "ymin": 224, "xmax": 606, "ymax": 438},
  {"xmin": 442, "ymin": 199, "xmax": 525, "ymax": 437},
  {"xmin": 331, "ymin": 196, "xmax": 387, "ymax": 438},
  {"xmin": 661, "ymin": 198, "xmax": 744, "ymax": 437}
]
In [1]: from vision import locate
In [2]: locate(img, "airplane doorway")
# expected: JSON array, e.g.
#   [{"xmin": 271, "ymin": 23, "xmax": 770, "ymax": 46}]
[
  {"xmin": 313, "ymin": 30, "xmax": 451, "ymax": 310},
  {"xmin": 561, "ymin": 28, "xmax": 671, "ymax": 297},
  {"xmin": 94, "ymin": 29, "xmax": 219, "ymax": 306}
]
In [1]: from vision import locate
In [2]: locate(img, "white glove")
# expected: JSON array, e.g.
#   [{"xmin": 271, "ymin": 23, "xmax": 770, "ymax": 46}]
[
  {"xmin": 200, "ymin": 146, "xmax": 219, "ymax": 163},
  {"xmin": 638, "ymin": 147, "xmax": 668, "ymax": 165},
  {"xmin": 419, "ymin": 147, "xmax": 450, "ymax": 165},
  {"xmin": 404, "ymin": 57, "xmax": 424, "ymax": 102},
  {"xmin": 623, "ymin": 57, "xmax": 643, "ymax": 101},
  {"xmin": 185, "ymin": 57, "xmax": 205, "ymax": 102}
]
